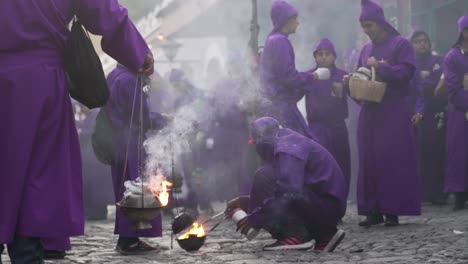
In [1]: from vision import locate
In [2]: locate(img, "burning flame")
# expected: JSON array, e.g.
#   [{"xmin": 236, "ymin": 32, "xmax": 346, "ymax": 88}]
[
  {"xmin": 158, "ymin": 180, "xmax": 173, "ymax": 207},
  {"xmin": 178, "ymin": 222, "xmax": 206, "ymax": 240},
  {"xmin": 147, "ymin": 170, "xmax": 173, "ymax": 207}
]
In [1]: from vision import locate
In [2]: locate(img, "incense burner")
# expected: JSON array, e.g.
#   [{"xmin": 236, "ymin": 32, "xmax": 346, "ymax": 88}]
[{"xmin": 116, "ymin": 193, "xmax": 162, "ymax": 230}]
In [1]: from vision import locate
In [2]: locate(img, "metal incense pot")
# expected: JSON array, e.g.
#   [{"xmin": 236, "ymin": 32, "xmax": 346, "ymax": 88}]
[{"xmin": 117, "ymin": 192, "xmax": 163, "ymax": 230}]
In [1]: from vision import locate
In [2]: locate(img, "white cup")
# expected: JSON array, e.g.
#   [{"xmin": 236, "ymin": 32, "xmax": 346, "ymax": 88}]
[{"xmin": 314, "ymin": 68, "xmax": 331, "ymax": 80}]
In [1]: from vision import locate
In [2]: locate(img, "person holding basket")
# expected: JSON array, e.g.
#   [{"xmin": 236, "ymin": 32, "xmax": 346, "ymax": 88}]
[{"xmin": 344, "ymin": 0, "xmax": 420, "ymax": 228}]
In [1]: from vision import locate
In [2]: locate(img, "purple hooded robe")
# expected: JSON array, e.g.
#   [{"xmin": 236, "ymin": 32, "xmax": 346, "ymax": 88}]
[
  {"xmin": 259, "ymin": 0, "xmax": 317, "ymax": 140},
  {"xmin": 443, "ymin": 16, "xmax": 468, "ymax": 193},
  {"xmin": 305, "ymin": 38, "xmax": 351, "ymax": 194},
  {"xmin": 409, "ymin": 31, "xmax": 446, "ymax": 202},
  {"xmin": 0, "ymin": 0, "xmax": 149, "ymax": 244},
  {"xmin": 105, "ymin": 66, "xmax": 165, "ymax": 237},
  {"xmin": 247, "ymin": 118, "xmax": 347, "ymax": 234},
  {"xmin": 355, "ymin": 0, "xmax": 420, "ymax": 216}
]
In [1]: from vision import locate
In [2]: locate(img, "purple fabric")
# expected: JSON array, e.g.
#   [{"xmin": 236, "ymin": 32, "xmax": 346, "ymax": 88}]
[
  {"xmin": 211, "ymin": 78, "xmax": 250, "ymax": 199},
  {"xmin": 408, "ymin": 70, "xmax": 425, "ymax": 115},
  {"xmin": 247, "ymin": 164, "xmax": 340, "ymax": 239},
  {"xmin": 458, "ymin": 15, "xmax": 468, "ymax": 33},
  {"xmin": 443, "ymin": 47, "xmax": 468, "ymax": 193},
  {"xmin": 105, "ymin": 66, "xmax": 162, "ymax": 237},
  {"xmin": 305, "ymin": 67, "xmax": 351, "ymax": 193},
  {"xmin": 270, "ymin": 0, "xmax": 298, "ymax": 33},
  {"xmin": 80, "ymin": 110, "xmax": 114, "ymax": 211},
  {"xmin": 356, "ymin": 35, "xmax": 420, "ymax": 216},
  {"xmin": 259, "ymin": 28, "xmax": 317, "ymax": 140},
  {"xmin": 0, "ymin": 0, "xmax": 148, "ymax": 244},
  {"xmin": 314, "ymin": 38, "xmax": 337, "ymax": 57},
  {"xmin": 41, "ymin": 237, "xmax": 71, "ymax": 251},
  {"xmin": 414, "ymin": 53, "xmax": 446, "ymax": 201},
  {"xmin": 359, "ymin": 0, "xmax": 399, "ymax": 36},
  {"xmin": 169, "ymin": 68, "xmax": 185, "ymax": 83},
  {"xmin": 247, "ymin": 126, "xmax": 347, "ymax": 229}
]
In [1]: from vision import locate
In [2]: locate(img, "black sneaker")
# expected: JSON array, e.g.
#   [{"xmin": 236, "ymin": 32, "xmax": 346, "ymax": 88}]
[
  {"xmin": 263, "ymin": 236, "xmax": 313, "ymax": 251},
  {"xmin": 312, "ymin": 229, "xmax": 346, "ymax": 252},
  {"xmin": 384, "ymin": 215, "xmax": 399, "ymax": 227},
  {"xmin": 43, "ymin": 250, "xmax": 66, "ymax": 260},
  {"xmin": 358, "ymin": 213, "xmax": 383, "ymax": 227}
]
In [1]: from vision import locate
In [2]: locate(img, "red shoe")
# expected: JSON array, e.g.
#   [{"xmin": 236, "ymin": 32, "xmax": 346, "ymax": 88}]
[
  {"xmin": 313, "ymin": 229, "xmax": 345, "ymax": 252},
  {"xmin": 263, "ymin": 236, "xmax": 313, "ymax": 251}
]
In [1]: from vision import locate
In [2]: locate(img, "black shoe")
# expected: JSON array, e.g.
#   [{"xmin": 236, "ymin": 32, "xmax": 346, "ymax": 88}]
[
  {"xmin": 358, "ymin": 213, "xmax": 383, "ymax": 227},
  {"xmin": 43, "ymin": 250, "xmax": 66, "ymax": 260},
  {"xmin": 115, "ymin": 240, "xmax": 160, "ymax": 256},
  {"xmin": 384, "ymin": 215, "xmax": 399, "ymax": 227}
]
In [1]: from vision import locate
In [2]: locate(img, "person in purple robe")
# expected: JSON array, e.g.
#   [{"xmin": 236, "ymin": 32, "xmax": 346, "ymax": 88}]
[
  {"xmin": 226, "ymin": 117, "xmax": 347, "ymax": 251},
  {"xmin": 0, "ymin": 1, "xmax": 153, "ymax": 262},
  {"xmin": 409, "ymin": 30, "xmax": 447, "ymax": 205},
  {"xmin": 443, "ymin": 15, "xmax": 468, "ymax": 210},
  {"xmin": 259, "ymin": 0, "xmax": 327, "ymax": 140},
  {"xmin": 210, "ymin": 52, "xmax": 251, "ymax": 198},
  {"xmin": 344, "ymin": 0, "xmax": 420, "ymax": 227},
  {"xmin": 305, "ymin": 38, "xmax": 351, "ymax": 195},
  {"xmin": 105, "ymin": 65, "xmax": 166, "ymax": 255}
]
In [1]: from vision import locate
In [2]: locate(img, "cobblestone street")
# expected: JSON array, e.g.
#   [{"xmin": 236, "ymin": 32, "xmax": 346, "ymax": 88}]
[{"xmin": 2, "ymin": 204, "xmax": 468, "ymax": 264}]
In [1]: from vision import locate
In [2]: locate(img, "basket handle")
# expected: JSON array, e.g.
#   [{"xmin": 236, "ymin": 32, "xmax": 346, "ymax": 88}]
[{"xmin": 371, "ymin": 66, "xmax": 376, "ymax": 82}]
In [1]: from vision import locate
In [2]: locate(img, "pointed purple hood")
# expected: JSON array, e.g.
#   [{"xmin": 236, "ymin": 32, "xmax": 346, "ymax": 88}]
[
  {"xmin": 313, "ymin": 38, "xmax": 337, "ymax": 57},
  {"xmin": 453, "ymin": 15, "xmax": 468, "ymax": 47},
  {"xmin": 458, "ymin": 15, "xmax": 468, "ymax": 33},
  {"xmin": 359, "ymin": 0, "xmax": 399, "ymax": 36},
  {"xmin": 270, "ymin": 0, "xmax": 298, "ymax": 33}
]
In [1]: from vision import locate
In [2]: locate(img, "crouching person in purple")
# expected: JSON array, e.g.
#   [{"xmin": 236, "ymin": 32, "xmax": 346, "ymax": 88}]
[{"xmin": 226, "ymin": 117, "xmax": 347, "ymax": 251}]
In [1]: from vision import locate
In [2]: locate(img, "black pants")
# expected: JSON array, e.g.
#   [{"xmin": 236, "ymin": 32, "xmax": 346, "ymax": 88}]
[{"xmin": 0, "ymin": 236, "xmax": 44, "ymax": 264}]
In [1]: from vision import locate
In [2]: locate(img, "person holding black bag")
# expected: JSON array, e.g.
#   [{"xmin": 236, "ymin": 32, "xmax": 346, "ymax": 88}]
[{"xmin": 0, "ymin": 0, "xmax": 153, "ymax": 263}]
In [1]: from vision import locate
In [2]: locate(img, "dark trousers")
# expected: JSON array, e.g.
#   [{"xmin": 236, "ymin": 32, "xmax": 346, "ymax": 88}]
[
  {"xmin": 0, "ymin": 236, "xmax": 44, "ymax": 264},
  {"xmin": 249, "ymin": 171, "xmax": 340, "ymax": 241}
]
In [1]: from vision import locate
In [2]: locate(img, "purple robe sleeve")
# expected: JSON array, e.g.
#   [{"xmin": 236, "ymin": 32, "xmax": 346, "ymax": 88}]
[
  {"xmin": 276, "ymin": 153, "xmax": 305, "ymax": 194},
  {"xmin": 444, "ymin": 51, "xmax": 468, "ymax": 111},
  {"xmin": 376, "ymin": 40, "xmax": 415, "ymax": 84},
  {"xmin": 410, "ymin": 74, "xmax": 425, "ymax": 115},
  {"xmin": 73, "ymin": 0, "xmax": 149, "ymax": 71},
  {"xmin": 421, "ymin": 57, "xmax": 443, "ymax": 90},
  {"xmin": 271, "ymin": 38, "xmax": 313, "ymax": 90}
]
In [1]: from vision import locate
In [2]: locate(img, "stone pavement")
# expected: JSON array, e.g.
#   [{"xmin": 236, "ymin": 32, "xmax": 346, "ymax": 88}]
[{"xmin": 2, "ymin": 203, "xmax": 468, "ymax": 264}]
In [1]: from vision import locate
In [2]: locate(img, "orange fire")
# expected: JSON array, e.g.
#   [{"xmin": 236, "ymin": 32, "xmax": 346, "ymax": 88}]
[
  {"xmin": 147, "ymin": 171, "xmax": 173, "ymax": 207},
  {"xmin": 178, "ymin": 222, "xmax": 206, "ymax": 240},
  {"xmin": 158, "ymin": 180, "xmax": 173, "ymax": 207}
]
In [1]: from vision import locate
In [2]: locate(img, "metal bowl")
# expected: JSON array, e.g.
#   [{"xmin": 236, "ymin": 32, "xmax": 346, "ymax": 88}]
[
  {"xmin": 116, "ymin": 193, "xmax": 162, "ymax": 230},
  {"xmin": 172, "ymin": 211, "xmax": 197, "ymax": 234},
  {"xmin": 176, "ymin": 235, "xmax": 206, "ymax": 252}
]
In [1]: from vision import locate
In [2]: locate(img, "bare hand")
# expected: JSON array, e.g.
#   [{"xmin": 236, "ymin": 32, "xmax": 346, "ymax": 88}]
[
  {"xmin": 236, "ymin": 217, "xmax": 252, "ymax": 235},
  {"xmin": 420, "ymin": 71, "xmax": 430, "ymax": 79},
  {"xmin": 434, "ymin": 79, "xmax": 445, "ymax": 97},
  {"xmin": 332, "ymin": 82, "xmax": 344, "ymax": 98},
  {"xmin": 160, "ymin": 113, "xmax": 173, "ymax": 124},
  {"xmin": 225, "ymin": 196, "xmax": 249, "ymax": 216},
  {"xmin": 343, "ymin": 75, "xmax": 351, "ymax": 86},
  {"xmin": 411, "ymin": 113, "xmax": 423, "ymax": 128},
  {"xmin": 312, "ymin": 71, "xmax": 319, "ymax": 80},
  {"xmin": 138, "ymin": 51, "xmax": 154, "ymax": 76},
  {"xmin": 367, "ymin": 56, "xmax": 379, "ymax": 69}
]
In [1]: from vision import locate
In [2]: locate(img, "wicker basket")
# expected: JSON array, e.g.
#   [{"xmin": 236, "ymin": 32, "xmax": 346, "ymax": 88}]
[{"xmin": 349, "ymin": 67, "xmax": 387, "ymax": 103}]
